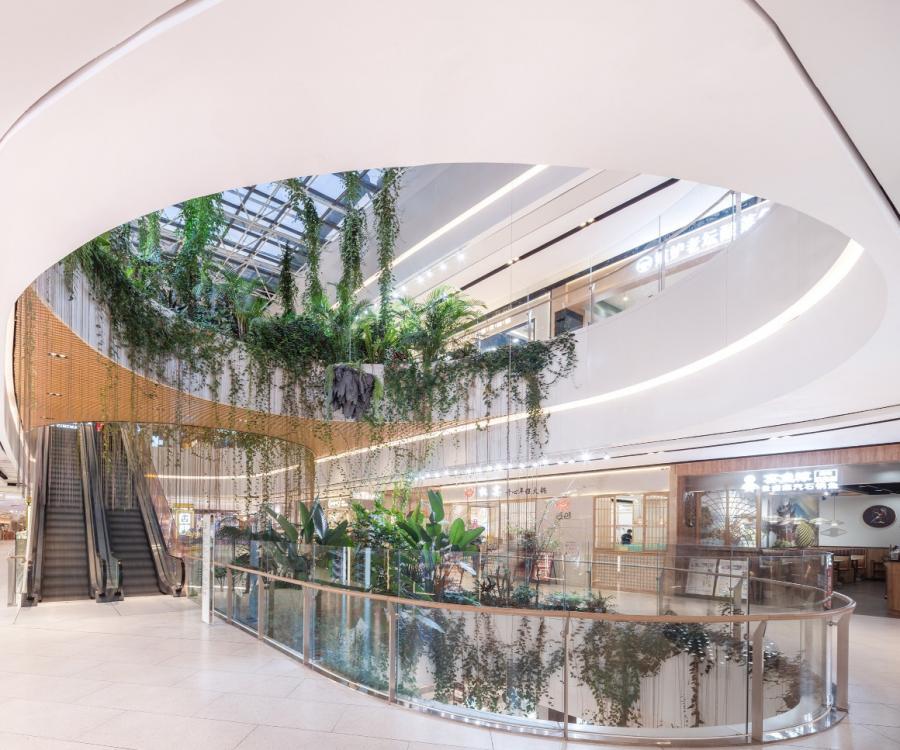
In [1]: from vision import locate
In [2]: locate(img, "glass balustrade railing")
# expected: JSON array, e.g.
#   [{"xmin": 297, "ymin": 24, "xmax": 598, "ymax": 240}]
[
  {"xmin": 470, "ymin": 189, "xmax": 769, "ymax": 350},
  {"xmin": 184, "ymin": 544, "xmax": 852, "ymax": 745},
  {"xmin": 6, "ymin": 554, "xmax": 25, "ymax": 606},
  {"xmin": 210, "ymin": 535, "xmax": 833, "ymax": 616}
]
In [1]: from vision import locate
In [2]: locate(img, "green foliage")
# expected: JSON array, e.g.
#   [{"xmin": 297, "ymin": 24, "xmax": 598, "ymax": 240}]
[
  {"xmin": 395, "ymin": 288, "xmax": 483, "ymax": 370},
  {"xmin": 283, "ymin": 178, "xmax": 324, "ymax": 303},
  {"xmin": 349, "ymin": 496, "xmax": 409, "ymax": 548},
  {"xmin": 173, "ymin": 194, "xmax": 224, "ymax": 315},
  {"xmin": 417, "ymin": 610, "xmax": 564, "ymax": 716},
  {"xmin": 396, "ymin": 490, "xmax": 485, "ymax": 555},
  {"xmin": 572, "ymin": 620, "xmax": 678, "ymax": 727},
  {"xmin": 210, "ymin": 268, "xmax": 268, "ymax": 339},
  {"xmin": 61, "ymin": 168, "xmax": 578, "ymax": 454},
  {"xmin": 71, "ymin": 233, "xmax": 224, "ymax": 373},
  {"xmin": 293, "ymin": 500, "xmax": 351, "ymax": 546},
  {"xmin": 337, "ymin": 171, "xmax": 365, "ymax": 306},
  {"xmin": 374, "ymin": 167, "xmax": 401, "ymax": 329},
  {"xmin": 277, "ymin": 244, "xmax": 297, "ymax": 314}
]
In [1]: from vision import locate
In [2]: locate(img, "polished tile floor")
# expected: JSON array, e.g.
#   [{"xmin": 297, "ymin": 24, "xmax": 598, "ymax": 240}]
[{"xmin": 0, "ymin": 593, "xmax": 896, "ymax": 750}]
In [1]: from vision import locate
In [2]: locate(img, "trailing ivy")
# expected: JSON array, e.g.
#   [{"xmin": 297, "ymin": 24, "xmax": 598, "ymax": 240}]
[
  {"xmin": 277, "ymin": 244, "xmax": 296, "ymax": 314},
  {"xmin": 60, "ymin": 169, "xmax": 579, "ymax": 458},
  {"xmin": 373, "ymin": 167, "xmax": 401, "ymax": 331},
  {"xmin": 337, "ymin": 170, "xmax": 365, "ymax": 306}
]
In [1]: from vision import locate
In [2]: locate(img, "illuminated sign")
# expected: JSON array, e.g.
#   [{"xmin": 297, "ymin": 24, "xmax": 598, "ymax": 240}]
[
  {"xmin": 636, "ymin": 204, "xmax": 769, "ymax": 275},
  {"xmin": 177, "ymin": 512, "xmax": 192, "ymax": 534},
  {"xmin": 741, "ymin": 468, "xmax": 839, "ymax": 494}
]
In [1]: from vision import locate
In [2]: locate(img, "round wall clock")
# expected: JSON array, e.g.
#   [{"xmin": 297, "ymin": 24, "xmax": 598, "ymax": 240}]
[{"xmin": 862, "ymin": 505, "xmax": 896, "ymax": 528}]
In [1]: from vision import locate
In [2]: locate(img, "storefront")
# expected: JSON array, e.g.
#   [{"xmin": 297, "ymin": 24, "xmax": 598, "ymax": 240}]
[
  {"xmin": 367, "ymin": 465, "xmax": 674, "ymax": 596},
  {"xmin": 672, "ymin": 444, "xmax": 900, "ymax": 616}
]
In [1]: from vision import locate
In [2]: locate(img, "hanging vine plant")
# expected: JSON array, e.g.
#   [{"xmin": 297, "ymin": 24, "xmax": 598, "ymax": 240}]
[
  {"xmin": 57, "ymin": 167, "xmax": 579, "ymax": 459},
  {"xmin": 374, "ymin": 167, "xmax": 401, "ymax": 332},
  {"xmin": 337, "ymin": 170, "xmax": 365, "ymax": 306}
]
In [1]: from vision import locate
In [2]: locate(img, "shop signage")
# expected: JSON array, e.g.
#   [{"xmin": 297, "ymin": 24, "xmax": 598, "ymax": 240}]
[
  {"xmin": 635, "ymin": 204, "xmax": 768, "ymax": 275},
  {"xmin": 741, "ymin": 468, "xmax": 839, "ymax": 494},
  {"xmin": 510, "ymin": 486, "xmax": 548, "ymax": 496}
]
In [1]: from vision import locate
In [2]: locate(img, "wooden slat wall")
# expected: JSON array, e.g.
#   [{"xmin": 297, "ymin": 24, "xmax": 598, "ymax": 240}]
[{"xmin": 13, "ymin": 289, "xmax": 405, "ymax": 458}]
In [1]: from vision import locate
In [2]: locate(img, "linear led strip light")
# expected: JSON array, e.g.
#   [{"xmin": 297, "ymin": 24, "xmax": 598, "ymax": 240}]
[
  {"xmin": 360, "ymin": 164, "xmax": 549, "ymax": 290},
  {"xmin": 318, "ymin": 239, "xmax": 864, "ymax": 464}
]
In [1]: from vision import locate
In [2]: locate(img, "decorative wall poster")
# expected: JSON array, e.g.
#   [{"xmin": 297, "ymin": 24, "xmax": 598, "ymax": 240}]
[
  {"xmin": 863, "ymin": 505, "xmax": 896, "ymax": 528},
  {"xmin": 715, "ymin": 558, "xmax": 749, "ymax": 600},
  {"xmin": 685, "ymin": 558, "xmax": 717, "ymax": 596}
]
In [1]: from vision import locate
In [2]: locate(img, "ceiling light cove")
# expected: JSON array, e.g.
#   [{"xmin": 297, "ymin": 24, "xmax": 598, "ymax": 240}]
[
  {"xmin": 362, "ymin": 164, "xmax": 548, "ymax": 290},
  {"xmin": 318, "ymin": 239, "xmax": 864, "ymax": 464}
]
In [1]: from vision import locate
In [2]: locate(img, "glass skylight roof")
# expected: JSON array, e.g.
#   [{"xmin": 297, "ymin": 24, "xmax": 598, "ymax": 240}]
[{"xmin": 156, "ymin": 169, "xmax": 384, "ymax": 299}]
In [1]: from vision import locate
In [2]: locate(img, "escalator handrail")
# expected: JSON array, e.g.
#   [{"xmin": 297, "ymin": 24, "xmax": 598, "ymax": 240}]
[
  {"xmin": 78, "ymin": 425, "xmax": 104, "ymax": 599},
  {"xmin": 119, "ymin": 427, "xmax": 184, "ymax": 595},
  {"xmin": 78, "ymin": 425, "xmax": 122, "ymax": 599},
  {"xmin": 25, "ymin": 428, "xmax": 51, "ymax": 603}
]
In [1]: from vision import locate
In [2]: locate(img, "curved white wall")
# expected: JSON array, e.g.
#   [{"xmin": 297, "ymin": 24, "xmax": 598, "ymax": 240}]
[{"xmin": 3, "ymin": 0, "xmax": 900, "ymax": 471}]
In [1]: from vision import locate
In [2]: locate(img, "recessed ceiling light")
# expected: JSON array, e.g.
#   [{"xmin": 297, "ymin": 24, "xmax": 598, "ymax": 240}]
[
  {"xmin": 48, "ymin": 352, "xmax": 68, "ymax": 359},
  {"xmin": 46, "ymin": 392, "xmax": 63, "ymax": 397}
]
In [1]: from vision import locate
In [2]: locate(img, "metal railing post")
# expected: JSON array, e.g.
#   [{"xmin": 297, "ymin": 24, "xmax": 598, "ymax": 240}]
[
  {"xmin": 302, "ymin": 585, "xmax": 313, "ymax": 664},
  {"xmin": 225, "ymin": 568, "xmax": 233, "ymax": 624},
  {"xmin": 835, "ymin": 614, "xmax": 850, "ymax": 711},
  {"xmin": 388, "ymin": 601, "xmax": 398, "ymax": 702},
  {"xmin": 562, "ymin": 615, "xmax": 570, "ymax": 739},
  {"xmin": 6, "ymin": 556, "xmax": 15, "ymax": 607},
  {"xmin": 751, "ymin": 620, "xmax": 767, "ymax": 742},
  {"xmin": 256, "ymin": 574, "xmax": 267, "ymax": 640}
]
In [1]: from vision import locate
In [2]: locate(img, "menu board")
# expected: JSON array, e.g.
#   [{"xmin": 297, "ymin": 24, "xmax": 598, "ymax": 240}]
[
  {"xmin": 685, "ymin": 558, "xmax": 718, "ymax": 596},
  {"xmin": 685, "ymin": 558, "xmax": 749, "ymax": 600},
  {"xmin": 714, "ymin": 559, "xmax": 750, "ymax": 600}
]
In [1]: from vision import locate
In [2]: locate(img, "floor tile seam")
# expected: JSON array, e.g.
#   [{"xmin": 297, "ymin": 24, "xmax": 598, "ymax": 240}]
[
  {"xmin": 228, "ymin": 720, "xmax": 260, "ymax": 750},
  {"xmin": 232, "ymin": 724, "xmax": 279, "ymax": 750},
  {"xmin": 69, "ymin": 662, "xmax": 203, "ymax": 686},
  {"xmin": 38, "ymin": 627, "xmax": 226, "ymax": 647},
  {"xmin": 0, "ymin": 726, "xmax": 131, "ymax": 749},
  {"xmin": 82, "ymin": 705, "xmax": 260, "ymax": 733},
  {"xmin": 0, "ymin": 682, "xmax": 119, "ymax": 708},
  {"xmin": 867, "ymin": 724, "xmax": 900, "ymax": 743},
  {"xmin": 326, "ymin": 720, "xmax": 494, "ymax": 750},
  {"xmin": 157, "ymin": 656, "xmax": 277, "ymax": 673},
  {"xmin": 79, "ymin": 686, "xmax": 230, "ymax": 716}
]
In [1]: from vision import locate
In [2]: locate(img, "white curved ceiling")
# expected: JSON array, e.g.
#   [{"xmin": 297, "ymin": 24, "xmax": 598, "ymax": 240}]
[
  {"xmin": 2, "ymin": 0, "xmax": 899, "ymax": 468},
  {"xmin": 0, "ymin": 0, "xmax": 179, "ymax": 135}
]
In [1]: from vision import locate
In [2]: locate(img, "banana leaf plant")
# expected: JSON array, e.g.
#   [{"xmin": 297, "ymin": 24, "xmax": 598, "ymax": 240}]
[
  {"xmin": 266, "ymin": 501, "xmax": 351, "ymax": 547},
  {"xmin": 261, "ymin": 501, "xmax": 351, "ymax": 580},
  {"xmin": 395, "ymin": 490, "xmax": 485, "ymax": 602}
]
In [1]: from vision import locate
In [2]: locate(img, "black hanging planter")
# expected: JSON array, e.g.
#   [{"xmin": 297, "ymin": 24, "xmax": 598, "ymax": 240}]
[{"xmin": 326, "ymin": 363, "xmax": 384, "ymax": 420}]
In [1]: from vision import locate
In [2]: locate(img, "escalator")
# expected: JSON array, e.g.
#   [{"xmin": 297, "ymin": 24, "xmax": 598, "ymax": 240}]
[
  {"xmin": 103, "ymin": 424, "xmax": 185, "ymax": 597},
  {"xmin": 103, "ymin": 433, "xmax": 165, "ymax": 596},
  {"xmin": 22, "ymin": 423, "xmax": 182, "ymax": 605},
  {"xmin": 39, "ymin": 427, "xmax": 91, "ymax": 601}
]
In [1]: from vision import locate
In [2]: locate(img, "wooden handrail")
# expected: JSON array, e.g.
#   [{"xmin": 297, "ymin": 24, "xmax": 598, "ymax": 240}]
[{"xmin": 198, "ymin": 557, "xmax": 855, "ymax": 625}]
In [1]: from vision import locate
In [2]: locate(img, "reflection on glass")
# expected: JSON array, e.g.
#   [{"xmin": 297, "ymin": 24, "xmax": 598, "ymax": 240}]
[
  {"xmin": 568, "ymin": 619, "xmax": 748, "ymax": 737},
  {"xmin": 312, "ymin": 588, "xmax": 390, "ymax": 694},
  {"xmin": 232, "ymin": 571, "xmax": 258, "ymax": 629},
  {"xmin": 267, "ymin": 583, "xmax": 304, "ymax": 654},
  {"xmin": 397, "ymin": 605, "xmax": 565, "ymax": 728}
]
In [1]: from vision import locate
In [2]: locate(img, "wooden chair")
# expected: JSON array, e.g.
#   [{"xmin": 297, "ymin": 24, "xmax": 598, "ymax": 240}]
[
  {"xmin": 850, "ymin": 554, "xmax": 866, "ymax": 582},
  {"xmin": 833, "ymin": 555, "xmax": 852, "ymax": 586}
]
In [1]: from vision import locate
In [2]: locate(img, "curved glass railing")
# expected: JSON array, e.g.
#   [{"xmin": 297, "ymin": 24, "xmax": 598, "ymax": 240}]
[
  {"xmin": 186, "ymin": 542, "xmax": 853, "ymax": 745},
  {"xmin": 469, "ymin": 188, "xmax": 770, "ymax": 349}
]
